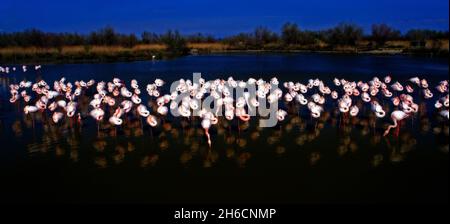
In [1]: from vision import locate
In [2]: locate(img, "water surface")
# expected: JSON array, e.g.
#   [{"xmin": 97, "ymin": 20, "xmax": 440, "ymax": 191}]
[{"xmin": 0, "ymin": 53, "xmax": 448, "ymax": 203}]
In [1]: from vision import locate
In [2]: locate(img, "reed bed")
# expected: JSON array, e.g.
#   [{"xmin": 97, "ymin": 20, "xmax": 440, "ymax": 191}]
[
  {"xmin": 188, "ymin": 43, "xmax": 229, "ymax": 51},
  {"xmin": 0, "ymin": 40, "xmax": 448, "ymax": 63},
  {"xmin": 0, "ymin": 44, "xmax": 167, "ymax": 62}
]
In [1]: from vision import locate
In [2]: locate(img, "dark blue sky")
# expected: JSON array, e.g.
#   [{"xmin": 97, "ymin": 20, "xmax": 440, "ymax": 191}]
[{"xmin": 1, "ymin": 0, "xmax": 448, "ymax": 36}]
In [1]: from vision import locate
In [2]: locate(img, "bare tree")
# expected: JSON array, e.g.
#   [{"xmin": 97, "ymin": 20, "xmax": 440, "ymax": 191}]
[{"xmin": 372, "ymin": 24, "xmax": 401, "ymax": 47}]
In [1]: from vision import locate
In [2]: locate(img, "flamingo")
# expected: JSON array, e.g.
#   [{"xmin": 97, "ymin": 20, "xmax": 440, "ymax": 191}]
[
  {"xmin": 137, "ymin": 105, "xmax": 150, "ymax": 117},
  {"xmin": 24, "ymin": 105, "xmax": 39, "ymax": 114},
  {"xmin": 391, "ymin": 82, "xmax": 404, "ymax": 92},
  {"xmin": 66, "ymin": 102, "xmax": 77, "ymax": 117},
  {"xmin": 421, "ymin": 79, "xmax": 429, "ymax": 88},
  {"xmin": 52, "ymin": 112, "xmax": 64, "ymax": 123},
  {"xmin": 6, "ymin": 73, "xmax": 450, "ymax": 147},
  {"xmin": 361, "ymin": 92, "xmax": 371, "ymax": 102},
  {"xmin": 276, "ymin": 109, "xmax": 287, "ymax": 122},
  {"xmin": 384, "ymin": 110, "xmax": 409, "ymax": 136},
  {"xmin": 350, "ymin": 105, "xmax": 359, "ymax": 117},
  {"xmin": 146, "ymin": 115, "xmax": 158, "ymax": 127},
  {"xmin": 440, "ymin": 110, "xmax": 449, "ymax": 119},
  {"xmin": 371, "ymin": 101, "xmax": 386, "ymax": 118},
  {"xmin": 90, "ymin": 108, "xmax": 105, "ymax": 121},
  {"xmin": 423, "ymin": 89, "xmax": 433, "ymax": 99},
  {"xmin": 109, "ymin": 116, "xmax": 123, "ymax": 126},
  {"xmin": 409, "ymin": 77, "xmax": 420, "ymax": 86},
  {"xmin": 201, "ymin": 117, "xmax": 212, "ymax": 148},
  {"xmin": 308, "ymin": 102, "xmax": 323, "ymax": 118}
]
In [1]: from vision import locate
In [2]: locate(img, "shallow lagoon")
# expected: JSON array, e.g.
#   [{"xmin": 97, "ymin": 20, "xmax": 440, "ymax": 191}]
[{"xmin": 0, "ymin": 53, "xmax": 448, "ymax": 203}]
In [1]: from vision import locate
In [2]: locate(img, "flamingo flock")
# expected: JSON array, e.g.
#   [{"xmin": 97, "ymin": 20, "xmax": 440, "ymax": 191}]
[
  {"xmin": 0, "ymin": 65, "xmax": 41, "ymax": 74},
  {"xmin": 5, "ymin": 68, "xmax": 449, "ymax": 147}
]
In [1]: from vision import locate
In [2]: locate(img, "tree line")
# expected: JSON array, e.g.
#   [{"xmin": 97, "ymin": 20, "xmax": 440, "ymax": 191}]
[
  {"xmin": 0, "ymin": 26, "xmax": 216, "ymax": 49},
  {"xmin": 0, "ymin": 23, "xmax": 448, "ymax": 49},
  {"xmin": 223, "ymin": 23, "xmax": 448, "ymax": 49}
]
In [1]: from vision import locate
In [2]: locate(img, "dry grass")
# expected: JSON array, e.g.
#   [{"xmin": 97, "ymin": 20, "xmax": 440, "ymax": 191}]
[
  {"xmin": 1, "ymin": 39, "xmax": 448, "ymax": 62},
  {"xmin": 1, "ymin": 40, "xmax": 447, "ymax": 56},
  {"xmin": 188, "ymin": 43, "xmax": 229, "ymax": 51},
  {"xmin": 0, "ymin": 46, "xmax": 58, "ymax": 55},
  {"xmin": 440, "ymin": 39, "xmax": 449, "ymax": 50},
  {"xmin": 425, "ymin": 39, "xmax": 449, "ymax": 49},
  {"xmin": 316, "ymin": 40, "xmax": 328, "ymax": 48},
  {"xmin": 374, "ymin": 39, "xmax": 448, "ymax": 50},
  {"xmin": 0, "ymin": 44, "xmax": 167, "ymax": 56},
  {"xmin": 386, "ymin": 40, "xmax": 410, "ymax": 48},
  {"xmin": 60, "ymin": 46, "xmax": 84, "ymax": 54},
  {"xmin": 334, "ymin": 45, "xmax": 358, "ymax": 51},
  {"xmin": 133, "ymin": 44, "xmax": 166, "ymax": 51},
  {"xmin": 0, "ymin": 44, "xmax": 169, "ymax": 62}
]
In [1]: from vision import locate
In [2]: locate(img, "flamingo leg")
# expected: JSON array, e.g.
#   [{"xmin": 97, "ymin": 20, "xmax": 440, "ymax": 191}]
[
  {"xmin": 204, "ymin": 128, "xmax": 211, "ymax": 148},
  {"xmin": 238, "ymin": 119, "xmax": 240, "ymax": 138},
  {"xmin": 383, "ymin": 119, "xmax": 397, "ymax": 137},
  {"xmin": 395, "ymin": 120, "xmax": 402, "ymax": 138}
]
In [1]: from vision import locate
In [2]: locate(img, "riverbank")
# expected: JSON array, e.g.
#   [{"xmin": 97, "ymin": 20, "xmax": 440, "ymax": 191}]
[
  {"xmin": 0, "ymin": 44, "xmax": 166, "ymax": 64},
  {"xmin": 1, "ymin": 40, "xmax": 448, "ymax": 64},
  {"xmin": 192, "ymin": 40, "xmax": 449, "ymax": 56}
]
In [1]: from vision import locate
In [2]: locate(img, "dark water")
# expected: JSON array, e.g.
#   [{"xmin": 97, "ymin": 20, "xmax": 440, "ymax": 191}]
[{"xmin": 0, "ymin": 53, "xmax": 448, "ymax": 204}]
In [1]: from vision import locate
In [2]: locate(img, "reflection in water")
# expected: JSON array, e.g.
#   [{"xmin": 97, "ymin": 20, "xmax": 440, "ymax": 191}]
[
  {"xmin": 0, "ymin": 73, "xmax": 449, "ymax": 170},
  {"xmin": 6, "ymin": 96, "xmax": 448, "ymax": 169}
]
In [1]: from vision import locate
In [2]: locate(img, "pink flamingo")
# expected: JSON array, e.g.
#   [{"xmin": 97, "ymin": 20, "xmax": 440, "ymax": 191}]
[
  {"xmin": 52, "ymin": 112, "xmax": 64, "ymax": 124},
  {"xmin": 383, "ymin": 110, "xmax": 409, "ymax": 136}
]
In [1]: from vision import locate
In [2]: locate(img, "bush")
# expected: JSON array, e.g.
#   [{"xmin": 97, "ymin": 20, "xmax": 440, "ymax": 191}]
[{"xmin": 325, "ymin": 23, "xmax": 363, "ymax": 46}]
